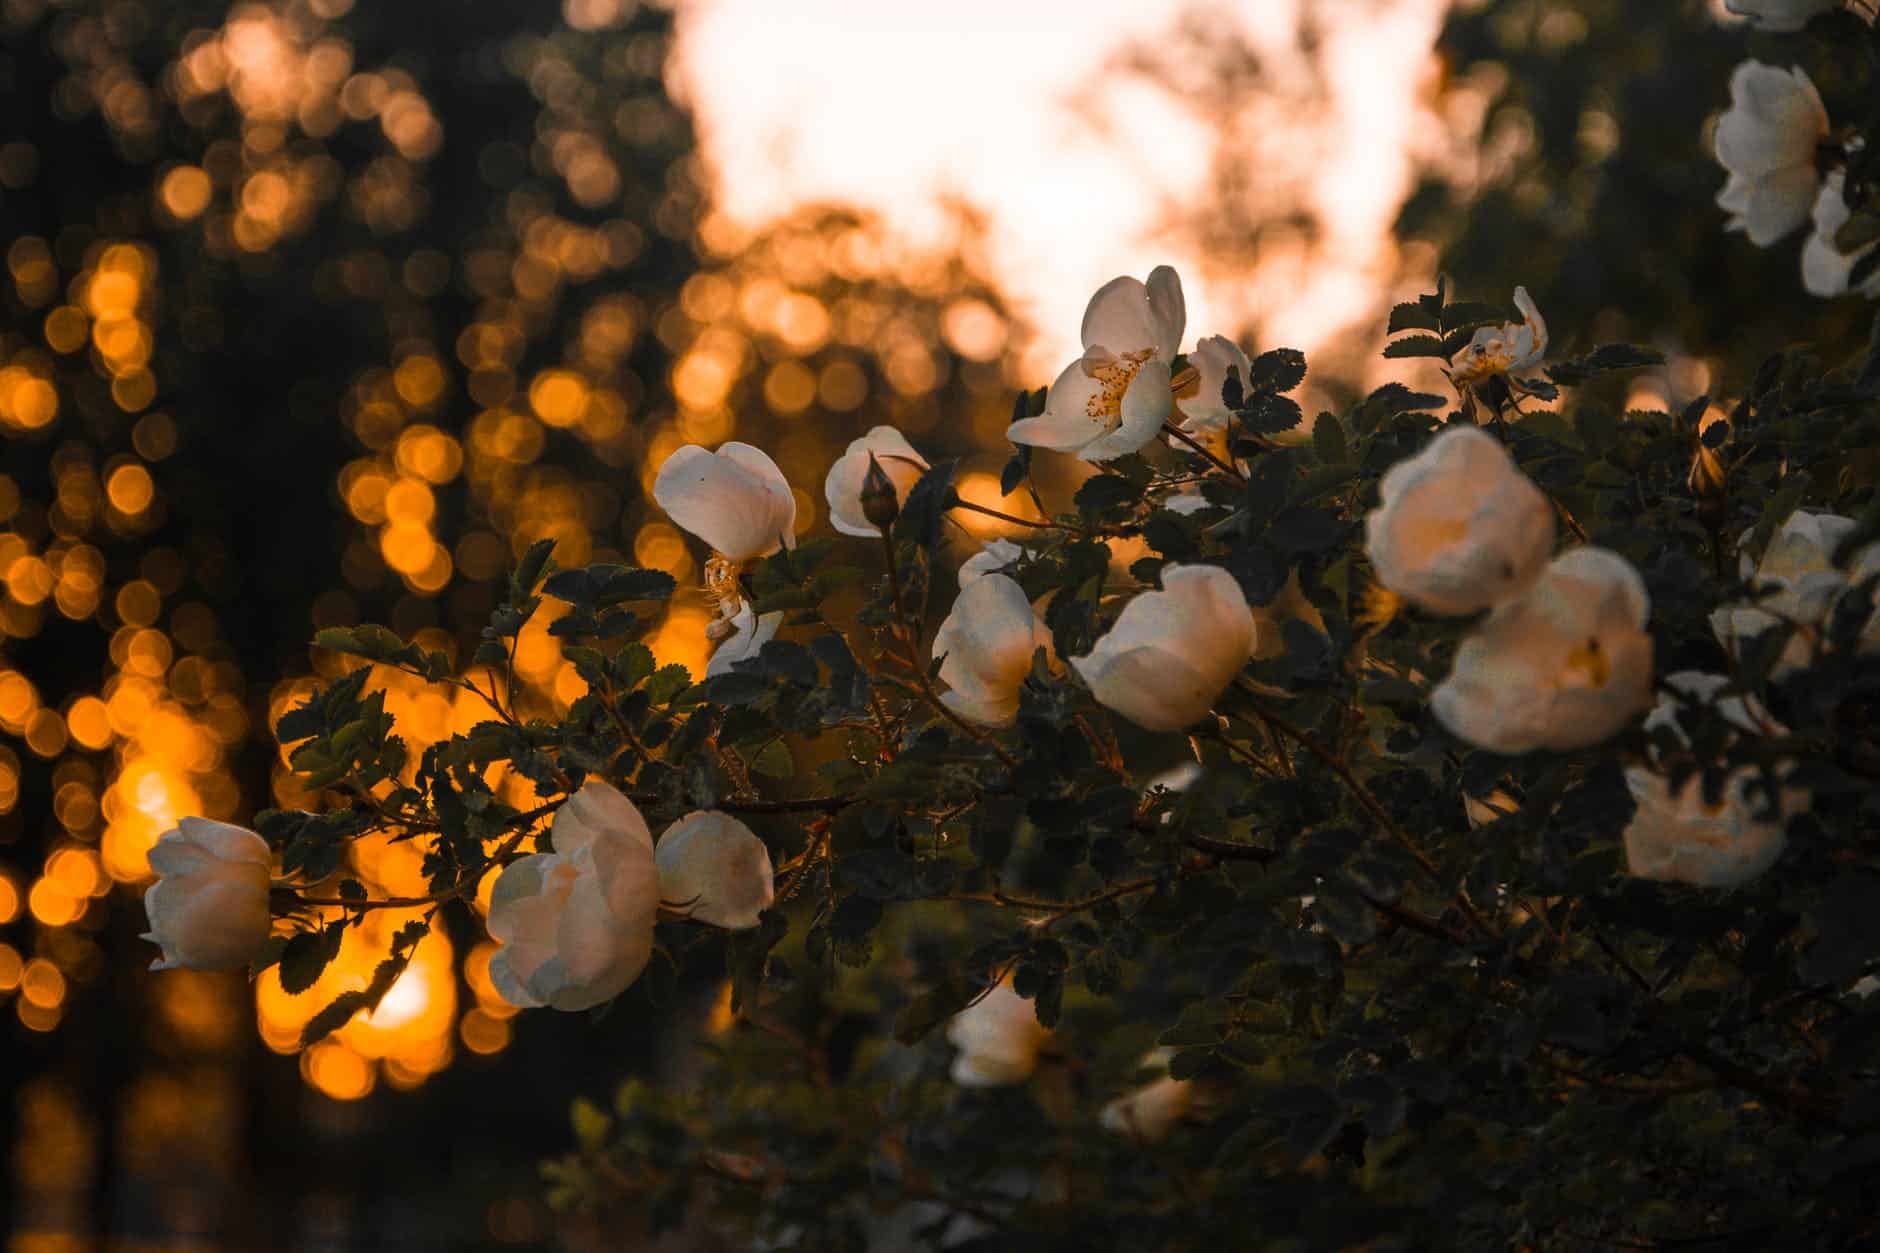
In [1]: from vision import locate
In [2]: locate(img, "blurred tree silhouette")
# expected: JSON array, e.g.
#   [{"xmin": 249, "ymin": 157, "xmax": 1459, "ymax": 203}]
[
  {"xmin": 0, "ymin": 1, "xmax": 1030, "ymax": 1243},
  {"xmin": 1403, "ymin": 0, "xmax": 1876, "ymax": 380},
  {"xmin": 2, "ymin": 0, "xmax": 704, "ymax": 1243}
]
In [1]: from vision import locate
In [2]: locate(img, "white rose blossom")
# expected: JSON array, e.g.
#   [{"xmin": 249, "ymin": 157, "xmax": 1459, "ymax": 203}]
[
  {"xmin": 1711, "ymin": 509, "xmax": 1880, "ymax": 677},
  {"xmin": 652, "ymin": 441, "xmax": 797, "ymax": 562},
  {"xmin": 1623, "ymin": 672, "xmax": 1806, "ymax": 888},
  {"xmin": 1450, "ymin": 287, "xmax": 1548, "ymax": 385},
  {"xmin": 141, "ymin": 818, "xmax": 274, "ymax": 971},
  {"xmin": 932, "ymin": 572, "xmax": 1057, "ymax": 727},
  {"xmin": 1007, "ymin": 267, "xmax": 1186, "ymax": 462},
  {"xmin": 1433, "ymin": 547, "xmax": 1655, "ymax": 753},
  {"xmin": 946, "ymin": 978, "xmax": 1052, "ymax": 1087},
  {"xmin": 958, "ymin": 538, "xmax": 1026, "ymax": 586},
  {"xmin": 1802, "ymin": 172, "xmax": 1880, "ymax": 300},
  {"xmin": 1723, "ymin": 0, "xmax": 1845, "ymax": 31},
  {"xmin": 1714, "ymin": 61, "xmax": 1831, "ymax": 247},
  {"xmin": 1099, "ymin": 1052, "xmax": 1195, "ymax": 1143},
  {"xmin": 824, "ymin": 426, "xmax": 930, "ymax": 537},
  {"xmin": 655, "ymin": 811, "xmax": 776, "ymax": 930},
  {"xmin": 487, "ymin": 780, "xmax": 660, "ymax": 1012},
  {"xmin": 705, "ymin": 599, "xmax": 782, "ymax": 678},
  {"xmin": 1177, "ymin": 334, "xmax": 1253, "ymax": 435},
  {"xmin": 1364, "ymin": 426, "xmax": 1555, "ymax": 615},
  {"xmin": 1071, "ymin": 564, "xmax": 1266, "ymax": 732}
]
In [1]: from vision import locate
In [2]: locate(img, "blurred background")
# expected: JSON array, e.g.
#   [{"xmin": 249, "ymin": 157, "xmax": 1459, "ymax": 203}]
[{"xmin": 0, "ymin": 0, "xmax": 1870, "ymax": 1247}]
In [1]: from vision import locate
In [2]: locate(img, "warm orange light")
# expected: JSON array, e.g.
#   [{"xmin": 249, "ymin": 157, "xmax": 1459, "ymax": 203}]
[
  {"xmin": 301, "ymin": 1040, "xmax": 376, "ymax": 1101},
  {"xmin": 0, "ymin": 877, "xmax": 18, "ymax": 925},
  {"xmin": 160, "ymin": 165, "xmax": 214, "ymax": 220},
  {"xmin": 65, "ymin": 696, "xmax": 112, "ymax": 751},
  {"xmin": 460, "ymin": 1008, "xmax": 512, "ymax": 1055},
  {"xmin": 393, "ymin": 355, "xmax": 446, "ymax": 409},
  {"xmin": 382, "ymin": 477, "xmax": 435, "ymax": 526},
  {"xmin": 528, "ymin": 369, "xmax": 589, "ymax": 428},
  {"xmin": 0, "ymin": 670, "xmax": 38, "ymax": 726},
  {"xmin": 2, "ymin": 374, "xmax": 58, "ymax": 429},
  {"xmin": 20, "ymin": 958, "xmax": 67, "ymax": 1008},
  {"xmin": 106, "ymin": 464, "xmax": 156, "ymax": 514},
  {"xmin": 44, "ymin": 305, "xmax": 88, "ymax": 354},
  {"xmin": 0, "ymin": 943, "xmax": 20, "ymax": 990}
]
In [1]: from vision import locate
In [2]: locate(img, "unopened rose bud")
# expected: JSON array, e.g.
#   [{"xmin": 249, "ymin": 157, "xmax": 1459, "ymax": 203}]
[
  {"xmin": 142, "ymin": 818, "xmax": 275, "ymax": 971},
  {"xmin": 860, "ymin": 453, "xmax": 901, "ymax": 531}
]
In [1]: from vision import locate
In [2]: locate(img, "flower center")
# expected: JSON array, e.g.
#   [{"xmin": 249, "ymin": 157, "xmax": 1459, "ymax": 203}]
[
  {"xmin": 704, "ymin": 553, "xmax": 744, "ymax": 638},
  {"xmin": 1453, "ymin": 339, "xmax": 1514, "ymax": 384},
  {"xmin": 1084, "ymin": 348, "xmax": 1156, "ymax": 423},
  {"xmin": 1560, "ymin": 636, "xmax": 1610, "ymax": 689}
]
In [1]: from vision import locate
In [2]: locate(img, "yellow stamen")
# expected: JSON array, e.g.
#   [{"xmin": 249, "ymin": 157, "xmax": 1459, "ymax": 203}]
[
  {"xmin": 1084, "ymin": 348, "xmax": 1155, "ymax": 420},
  {"xmin": 1561, "ymin": 637, "xmax": 1609, "ymax": 688}
]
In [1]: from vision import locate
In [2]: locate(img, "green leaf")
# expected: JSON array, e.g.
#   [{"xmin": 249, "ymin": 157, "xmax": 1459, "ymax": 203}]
[
  {"xmin": 278, "ymin": 925, "xmax": 344, "ymax": 996},
  {"xmin": 1249, "ymin": 347, "xmax": 1307, "ymax": 393},
  {"xmin": 1383, "ymin": 335, "xmax": 1448, "ymax": 360},
  {"xmin": 1387, "ymin": 302, "xmax": 1440, "ymax": 334},
  {"xmin": 1074, "ymin": 473, "xmax": 1144, "ymax": 515},
  {"xmin": 1311, "ymin": 411, "xmax": 1348, "ymax": 465}
]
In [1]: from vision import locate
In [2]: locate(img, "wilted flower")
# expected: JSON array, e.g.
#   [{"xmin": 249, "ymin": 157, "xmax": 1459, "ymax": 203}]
[
  {"xmin": 1176, "ymin": 334, "xmax": 1253, "ymax": 435},
  {"xmin": 1099, "ymin": 1051, "xmax": 1194, "ymax": 1142},
  {"xmin": 1364, "ymin": 426, "xmax": 1555, "ymax": 615},
  {"xmin": 1450, "ymin": 287, "xmax": 1548, "ymax": 384},
  {"xmin": 946, "ymin": 978, "xmax": 1052, "ymax": 1087},
  {"xmin": 487, "ymin": 780, "xmax": 659, "ymax": 1011},
  {"xmin": 1007, "ymin": 267, "xmax": 1186, "ymax": 462},
  {"xmin": 141, "ymin": 818, "xmax": 274, "ymax": 971},
  {"xmin": 1071, "ymin": 564, "xmax": 1265, "ymax": 732},
  {"xmin": 1711, "ymin": 509, "xmax": 1880, "ymax": 676},
  {"xmin": 655, "ymin": 811, "xmax": 775, "ymax": 930},
  {"xmin": 959, "ymin": 538, "xmax": 1026, "ymax": 586},
  {"xmin": 932, "ymin": 573, "xmax": 1056, "ymax": 727},
  {"xmin": 1714, "ymin": 61, "xmax": 1830, "ymax": 246},
  {"xmin": 653, "ymin": 441, "xmax": 797, "ymax": 562},
  {"xmin": 1623, "ymin": 672, "xmax": 1804, "ymax": 888},
  {"xmin": 705, "ymin": 599, "xmax": 782, "ymax": 678},
  {"xmin": 1802, "ymin": 172, "xmax": 1880, "ymax": 300},
  {"xmin": 1433, "ymin": 547, "xmax": 1654, "ymax": 753},
  {"xmin": 825, "ymin": 426, "xmax": 930, "ymax": 537},
  {"xmin": 1723, "ymin": 0, "xmax": 1844, "ymax": 30}
]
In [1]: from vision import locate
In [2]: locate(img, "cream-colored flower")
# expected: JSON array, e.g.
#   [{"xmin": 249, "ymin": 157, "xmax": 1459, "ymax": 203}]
[
  {"xmin": 1364, "ymin": 426, "xmax": 1554, "ymax": 615},
  {"xmin": 141, "ymin": 818, "xmax": 274, "ymax": 971},
  {"xmin": 1714, "ymin": 61, "xmax": 1830, "ymax": 246},
  {"xmin": 1432, "ymin": 547, "xmax": 1654, "ymax": 753},
  {"xmin": 1007, "ymin": 267, "xmax": 1186, "ymax": 462},
  {"xmin": 1711, "ymin": 509, "xmax": 1880, "ymax": 677},
  {"xmin": 1099, "ymin": 1051, "xmax": 1194, "ymax": 1142},
  {"xmin": 946, "ymin": 978, "xmax": 1052, "ymax": 1087},
  {"xmin": 1071, "ymin": 564, "xmax": 1265, "ymax": 732},
  {"xmin": 1177, "ymin": 334, "xmax": 1253, "ymax": 435},
  {"xmin": 1623, "ymin": 672, "xmax": 1804, "ymax": 888},
  {"xmin": 933, "ymin": 573, "xmax": 1056, "ymax": 727},
  {"xmin": 706, "ymin": 599, "xmax": 782, "ymax": 678},
  {"xmin": 1451, "ymin": 287, "xmax": 1548, "ymax": 384},
  {"xmin": 487, "ymin": 780, "xmax": 659, "ymax": 1011},
  {"xmin": 824, "ymin": 426, "xmax": 930, "ymax": 538},
  {"xmin": 655, "ymin": 811, "xmax": 775, "ymax": 930},
  {"xmin": 1802, "ymin": 172, "xmax": 1880, "ymax": 300},
  {"xmin": 1723, "ymin": 0, "xmax": 1844, "ymax": 31},
  {"xmin": 958, "ymin": 538, "xmax": 1026, "ymax": 587},
  {"xmin": 652, "ymin": 441, "xmax": 797, "ymax": 562}
]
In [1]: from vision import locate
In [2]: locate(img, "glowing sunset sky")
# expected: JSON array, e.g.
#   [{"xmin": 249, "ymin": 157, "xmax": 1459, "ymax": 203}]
[{"xmin": 671, "ymin": 0, "xmax": 1449, "ymax": 375}]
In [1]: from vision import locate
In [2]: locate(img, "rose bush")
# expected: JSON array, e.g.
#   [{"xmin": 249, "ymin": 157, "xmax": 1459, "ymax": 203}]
[{"xmin": 133, "ymin": 10, "xmax": 1880, "ymax": 1248}]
